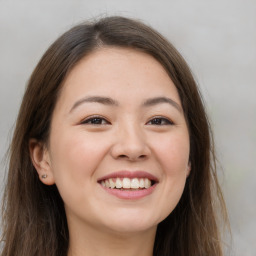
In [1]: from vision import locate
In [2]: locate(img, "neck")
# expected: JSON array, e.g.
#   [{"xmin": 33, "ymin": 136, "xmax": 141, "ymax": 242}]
[{"xmin": 67, "ymin": 218, "xmax": 156, "ymax": 256}]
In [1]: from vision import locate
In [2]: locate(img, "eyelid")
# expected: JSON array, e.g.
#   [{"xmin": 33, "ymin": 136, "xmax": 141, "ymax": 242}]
[
  {"xmin": 146, "ymin": 116, "xmax": 174, "ymax": 125},
  {"xmin": 80, "ymin": 115, "xmax": 111, "ymax": 125}
]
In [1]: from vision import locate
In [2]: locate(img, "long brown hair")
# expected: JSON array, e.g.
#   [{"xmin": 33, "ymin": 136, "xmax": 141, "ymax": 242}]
[{"xmin": 1, "ymin": 16, "xmax": 228, "ymax": 256}]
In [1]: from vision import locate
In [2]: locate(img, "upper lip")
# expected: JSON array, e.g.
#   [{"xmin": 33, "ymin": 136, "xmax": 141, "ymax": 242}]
[{"xmin": 97, "ymin": 170, "xmax": 159, "ymax": 183}]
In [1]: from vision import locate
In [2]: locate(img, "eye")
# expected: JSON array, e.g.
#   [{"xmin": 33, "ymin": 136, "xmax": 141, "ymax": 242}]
[
  {"xmin": 81, "ymin": 116, "xmax": 110, "ymax": 125},
  {"xmin": 147, "ymin": 117, "xmax": 173, "ymax": 125}
]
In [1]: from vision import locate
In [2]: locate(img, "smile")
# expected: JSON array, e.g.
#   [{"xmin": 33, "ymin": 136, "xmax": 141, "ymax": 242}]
[
  {"xmin": 100, "ymin": 177, "xmax": 153, "ymax": 190},
  {"xmin": 97, "ymin": 171, "xmax": 158, "ymax": 199}
]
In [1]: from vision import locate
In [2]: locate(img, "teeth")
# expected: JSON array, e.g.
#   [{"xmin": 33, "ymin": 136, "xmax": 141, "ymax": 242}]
[
  {"xmin": 123, "ymin": 178, "xmax": 131, "ymax": 188},
  {"xmin": 131, "ymin": 178, "xmax": 139, "ymax": 189},
  {"xmin": 105, "ymin": 179, "xmax": 110, "ymax": 187},
  {"xmin": 109, "ymin": 178, "xmax": 115, "ymax": 189},
  {"xmin": 139, "ymin": 178, "xmax": 144, "ymax": 188},
  {"xmin": 116, "ymin": 178, "xmax": 122, "ymax": 188},
  {"xmin": 144, "ymin": 178, "xmax": 151, "ymax": 188},
  {"xmin": 100, "ymin": 177, "xmax": 152, "ymax": 189}
]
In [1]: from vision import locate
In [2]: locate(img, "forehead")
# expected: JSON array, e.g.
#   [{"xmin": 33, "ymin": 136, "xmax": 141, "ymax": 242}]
[
  {"xmin": 64, "ymin": 47, "xmax": 171, "ymax": 84},
  {"xmin": 56, "ymin": 47, "xmax": 181, "ymax": 111}
]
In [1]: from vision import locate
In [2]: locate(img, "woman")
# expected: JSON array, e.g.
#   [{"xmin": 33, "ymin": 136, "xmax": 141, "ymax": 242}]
[{"xmin": 1, "ymin": 16, "xmax": 228, "ymax": 256}]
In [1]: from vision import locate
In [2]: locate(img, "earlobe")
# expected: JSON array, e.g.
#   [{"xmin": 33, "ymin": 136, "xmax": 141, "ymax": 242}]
[
  {"xmin": 186, "ymin": 162, "xmax": 191, "ymax": 178},
  {"xmin": 29, "ymin": 139, "xmax": 55, "ymax": 185}
]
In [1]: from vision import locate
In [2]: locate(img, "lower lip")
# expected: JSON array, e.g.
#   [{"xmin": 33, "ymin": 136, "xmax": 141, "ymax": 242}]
[{"xmin": 100, "ymin": 184, "xmax": 157, "ymax": 200}]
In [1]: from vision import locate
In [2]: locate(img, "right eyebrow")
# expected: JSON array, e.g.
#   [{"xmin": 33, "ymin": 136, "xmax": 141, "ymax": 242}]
[
  {"xmin": 142, "ymin": 97, "xmax": 182, "ymax": 113},
  {"xmin": 69, "ymin": 96, "xmax": 119, "ymax": 113}
]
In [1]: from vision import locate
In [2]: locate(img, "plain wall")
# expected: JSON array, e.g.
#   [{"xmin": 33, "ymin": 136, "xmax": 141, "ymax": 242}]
[{"xmin": 0, "ymin": 1, "xmax": 255, "ymax": 255}]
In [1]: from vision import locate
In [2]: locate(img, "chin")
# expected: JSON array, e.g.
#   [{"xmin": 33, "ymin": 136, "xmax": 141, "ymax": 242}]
[
  {"xmin": 98, "ymin": 211, "xmax": 160, "ymax": 234},
  {"xmin": 106, "ymin": 222, "xmax": 157, "ymax": 235}
]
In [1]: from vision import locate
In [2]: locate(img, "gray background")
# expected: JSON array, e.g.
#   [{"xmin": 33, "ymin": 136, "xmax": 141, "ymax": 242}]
[{"xmin": 0, "ymin": 1, "xmax": 255, "ymax": 255}]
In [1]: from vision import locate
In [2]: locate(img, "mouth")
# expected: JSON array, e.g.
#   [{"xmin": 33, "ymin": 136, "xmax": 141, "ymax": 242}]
[
  {"xmin": 99, "ymin": 177, "xmax": 156, "ymax": 190},
  {"xmin": 97, "ymin": 171, "xmax": 158, "ymax": 199}
]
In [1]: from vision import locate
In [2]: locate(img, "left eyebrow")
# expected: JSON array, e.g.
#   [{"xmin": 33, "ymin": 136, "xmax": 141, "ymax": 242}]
[
  {"xmin": 69, "ymin": 96, "xmax": 119, "ymax": 113},
  {"xmin": 69, "ymin": 95, "xmax": 182, "ymax": 113},
  {"xmin": 142, "ymin": 97, "xmax": 182, "ymax": 113}
]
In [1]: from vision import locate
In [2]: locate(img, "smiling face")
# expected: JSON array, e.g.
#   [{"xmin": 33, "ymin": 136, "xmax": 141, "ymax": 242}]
[{"xmin": 32, "ymin": 47, "xmax": 190, "ymax": 235}]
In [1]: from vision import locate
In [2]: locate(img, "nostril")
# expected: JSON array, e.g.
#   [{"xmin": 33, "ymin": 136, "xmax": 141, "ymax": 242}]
[{"xmin": 117, "ymin": 154, "xmax": 147, "ymax": 161}]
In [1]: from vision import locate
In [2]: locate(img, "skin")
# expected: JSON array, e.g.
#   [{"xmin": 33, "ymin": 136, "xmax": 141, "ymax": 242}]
[{"xmin": 30, "ymin": 47, "xmax": 191, "ymax": 256}]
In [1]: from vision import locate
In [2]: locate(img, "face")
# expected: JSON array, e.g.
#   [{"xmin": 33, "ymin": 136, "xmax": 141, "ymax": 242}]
[{"xmin": 35, "ymin": 47, "xmax": 190, "ymax": 235}]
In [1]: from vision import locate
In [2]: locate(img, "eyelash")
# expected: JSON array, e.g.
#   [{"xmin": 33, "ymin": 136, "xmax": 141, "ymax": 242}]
[
  {"xmin": 81, "ymin": 116, "xmax": 173, "ymax": 126},
  {"xmin": 146, "ymin": 117, "xmax": 174, "ymax": 126},
  {"xmin": 81, "ymin": 116, "xmax": 110, "ymax": 125}
]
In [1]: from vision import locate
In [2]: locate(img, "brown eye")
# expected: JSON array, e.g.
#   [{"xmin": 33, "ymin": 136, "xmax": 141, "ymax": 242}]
[
  {"xmin": 81, "ymin": 116, "xmax": 110, "ymax": 125},
  {"xmin": 147, "ymin": 117, "xmax": 173, "ymax": 125}
]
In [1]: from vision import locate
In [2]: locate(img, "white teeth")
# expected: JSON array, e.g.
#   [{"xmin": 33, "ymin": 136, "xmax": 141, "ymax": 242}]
[
  {"xmin": 131, "ymin": 178, "xmax": 139, "ymax": 189},
  {"xmin": 139, "ymin": 178, "xmax": 145, "ymax": 188},
  {"xmin": 123, "ymin": 178, "xmax": 131, "ymax": 188},
  {"xmin": 105, "ymin": 179, "xmax": 110, "ymax": 187},
  {"xmin": 109, "ymin": 178, "xmax": 115, "ymax": 188},
  {"xmin": 116, "ymin": 178, "xmax": 122, "ymax": 188},
  {"xmin": 144, "ymin": 178, "xmax": 151, "ymax": 188},
  {"xmin": 101, "ymin": 177, "xmax": 153, "ymax": 189}
]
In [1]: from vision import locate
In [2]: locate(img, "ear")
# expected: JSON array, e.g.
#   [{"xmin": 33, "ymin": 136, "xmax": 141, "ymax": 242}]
[
  {"xmin": 29, "ymin": 139, "xmax": 55, "ymax": 185},
  {"xmin": 186, "ymin": 162, "xmax": 191, "ymax": 178}
]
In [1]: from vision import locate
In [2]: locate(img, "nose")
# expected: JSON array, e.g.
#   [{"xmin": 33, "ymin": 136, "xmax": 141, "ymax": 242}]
[{"xmin": 110, "ymin": 124, "xmax": 151, "ymax": 161}]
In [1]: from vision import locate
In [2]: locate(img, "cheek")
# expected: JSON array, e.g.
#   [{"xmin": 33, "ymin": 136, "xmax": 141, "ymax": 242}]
[
  {"xmin": 48, "ymin": 131, "xmax": 112, "ymax": 215},
  {"xmin": 154, "ymin": 132, "xmax": 190, "ymax": 174},
  {"xmin": 151, "ymin": 132, "xmax": 189, "ymax": 218},
  {"xmin": 49, "ymin": 131, "xmax": 109, "ymax": 184}
]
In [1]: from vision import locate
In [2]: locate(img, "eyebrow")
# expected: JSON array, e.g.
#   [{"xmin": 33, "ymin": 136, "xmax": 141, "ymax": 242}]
[
  {"xmin": 70, "ymin": 96, "xmax": 119, "ymax": 112},
  {"xmin": 70, "ymin": 96, "xmax": 182, "ymax": 113},
  {"xmin": 142, "ymin": 97, "xmax": 182, "ymax": 113}
]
